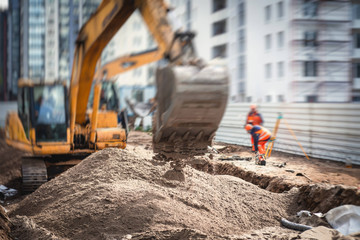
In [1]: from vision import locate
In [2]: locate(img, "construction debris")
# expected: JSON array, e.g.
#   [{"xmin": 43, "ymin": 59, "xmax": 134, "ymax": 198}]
[{"xmin": 0, "ymin": 185, "xmax": 18, "ymax": 201}]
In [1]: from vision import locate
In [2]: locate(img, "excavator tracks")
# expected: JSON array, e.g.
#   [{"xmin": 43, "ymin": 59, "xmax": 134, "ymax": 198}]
[
  {"xmin": 21, "ymin": 158, "xmax": 48, "ymax": 192},
  {"xmin": 153, "ymin": 63, "xmax": 228, "ymax": 158}
]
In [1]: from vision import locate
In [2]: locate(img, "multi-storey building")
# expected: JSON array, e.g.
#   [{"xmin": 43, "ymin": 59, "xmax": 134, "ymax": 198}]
[
  {"xmin": 171, "ymin": 0, "xmax": 355, "ymax": 103},
  {"xmin": 100, "ymin": 11, "xmax": 158, "ymax": 86},
  {"xmin": 0, "ymin": 9, "xmax": 7, "ymax": 100},
  {"xmin": 57, "ymin": 0, "xmax": 101, "ymax": 82},
  {"xmin": 287, "ymin": 0, "xmax": 351, "ymax": 103},
  {"xmin": 351, "ymin": 1, "xmax": 360, "ymax": 101},
  {"xmin": 7, "ymin": 0, "xmax": 20, "ymax": 99},
  {"xmin": 16, "ymin": 0, "xmax": 101, "ymax": 86},
  {"xmin": 20, "ymin": 0, "xmax": 46, "ymax": 81}
]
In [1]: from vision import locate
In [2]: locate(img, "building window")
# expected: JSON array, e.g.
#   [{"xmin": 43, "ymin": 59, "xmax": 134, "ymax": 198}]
[
  {"xmin": 265, "ymin": 5, "xmax": 271, "ymax": 22},
  {"xmin": 265, "ymin": 34, "xmax": 272, "ymax": 50},
  {"xmin": 239, "ymin": 29, "xmax": 245, "ymax": 52},
  {"xmin": 277, "ymin": 1, "xmax": 284, "ymax": 18},
  {"xmin": 278, "ymin": 95, "xmax": 284, "ymax": 102},
  {"xmin": 278, "ymin": 31, "xmax": 284, "ymax": 48},
  {"xmin": 132, "ymin": 89, "xmax": 144, "ymax": 102},
  {"xmin": 186, "ymin": 0, "xmax": 191, "ymax": 30},
  {"xmin": 265, "ymin": 63, "xmax": 272, "ymax": 79},
  {"xmin": 238, "ymin": 56, "xmax": 245, "ymax": 79},
  {"xmin": 304, "ymin": 61, "xmax": 318, "ymax": 77},
  {"xmin": 353, "ymin": 4, "xmax": 360, "ymax": 20},
  {"xmin": 238, "ymin": 2, "xmax": 245, "ymax": 26},
  {"xmin": 354, "ymin": 63, "xmax": 360, "ymax": 78},
  {"xmin": 354, "ymin": 33, "xmax": 360, "ymax": 49},
  {"xmin": 212, "ymin": 44, "xmax": 227, "ymax": 58},
  {"xmin": 303, "ymin": 0, "xmax": 318, "ymax": 17},
  {"xmin": 307, "ymin": 95, "xmax": 318, "ymax": 102},
  {"xmin": 212, "ymin": 19, "xmax": 227, "ymax": 36},
  {"xmin": 148, "ymin": 67, "xmax": 155, "ymax": 79},
  {"xmin": 132, "ymin": 68, "xmax": 142, "ymax": 77},
  {"xmin": 278, "ymin": 61, "xmax": 284, "ymax": 78},
  {"xmin": 304, "ymin": 31, "xmax": 317, "ymax": 47},
  {"xmin": 352, "ymin": 96, "xmax": 360, "ymax": 102},
  {"xmin": 266, "ymin": 95, "xmax": 272, "ymax": 102},
  {"xmin": 213, "ymin": 0, "xmax": 226, "ymax": 13},
  {"xmin": 238, "ymin": 81, "xmax": 245, "ymax": 94},
  {"xmin": 246, "ymin": 96, "xmax": 252, "ymax": 102}
]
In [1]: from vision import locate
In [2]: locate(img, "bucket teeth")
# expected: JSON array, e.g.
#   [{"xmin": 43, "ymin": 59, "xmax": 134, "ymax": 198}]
[
  {"xmin": 183, "ymin": 131, "xmax": 190, "ymax": 140},
  {"xmin": 196, "ymin": 131, "xmax": 204, "ymax": 141},
  {"xmin": 154, "ymin": 130, "xmax": 163, "ymax": 143},
  {"xmin": 169, "ymin": 132, "xmax": 176, "ymax": 142}
]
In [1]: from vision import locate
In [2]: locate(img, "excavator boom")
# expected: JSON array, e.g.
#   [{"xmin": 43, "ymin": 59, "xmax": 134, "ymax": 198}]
[{"xmin": 85, "ymin": 0, "xmax": 229, "ymax": 157}]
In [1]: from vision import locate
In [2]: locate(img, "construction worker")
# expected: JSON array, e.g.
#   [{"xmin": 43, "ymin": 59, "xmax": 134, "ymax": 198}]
[
  {"xmin": 246, "ymin": 104, "xmax": 263, "ymax": 126},
  {"xmin": 246, "ymin": 104, "xmax": 264, "ymax": 152},
  {"xmin": 245, "ymin": 124, "xmax": 272, "ymax": 166}
]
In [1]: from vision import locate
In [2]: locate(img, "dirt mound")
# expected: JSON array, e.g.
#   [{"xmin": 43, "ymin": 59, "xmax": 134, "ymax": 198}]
[
  {"xmin": 0, "ymin": 205, "xmax": 11, "ymax": 240},
  {"xmin": 10, "ymin": 147, "xmax": 299, "ymax": 239},
  {"xmin": 0, "ymin": 138, "xmax": 22, "ymax": 189}
]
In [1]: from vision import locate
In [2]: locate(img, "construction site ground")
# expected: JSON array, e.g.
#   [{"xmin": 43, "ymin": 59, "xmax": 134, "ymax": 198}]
[{"xmin": 0, "ymin": 130, "xmax": 359, "ymax": 239}]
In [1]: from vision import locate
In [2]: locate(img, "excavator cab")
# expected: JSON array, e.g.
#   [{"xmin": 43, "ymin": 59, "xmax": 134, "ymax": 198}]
[
  {"xmin": 88, "ymin": 81, "xmax": 119, "ymax": 111},
  {"xmin": 8, "ymin": 80, "xmax": 69, "ymax": 147},
  {"xmin": 32, "ymin": 84, "xmax": 68, "ymax": 142}
]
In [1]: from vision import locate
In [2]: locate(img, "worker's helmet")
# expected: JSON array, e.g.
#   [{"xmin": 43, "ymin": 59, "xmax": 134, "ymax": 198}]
[
  {"xmin": 250, "ymin": 104, "xmax": 257, "ymax": 110},
  {"xmin": 245, "ymin": 124, "xmax": 253, "ymax": 132}
]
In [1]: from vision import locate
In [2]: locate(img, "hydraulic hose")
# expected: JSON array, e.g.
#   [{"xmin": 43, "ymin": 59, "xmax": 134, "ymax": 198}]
[{"xmin": 280, "ymin": 218, "xmax": 312, "ymax": 231}]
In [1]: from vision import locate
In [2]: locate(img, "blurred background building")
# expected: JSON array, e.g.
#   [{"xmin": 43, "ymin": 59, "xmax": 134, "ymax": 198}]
[
  {"xmin": 169, "ymin": 0, "xmax": 357, "ymax": 103},
  {"xmin": 1, "ymin": 0, "xmax": 360, "ymax": 103},
  {"xmin": 100, "ymin": 10, "xmax": 157, "ymax": 87},
  {"xmin": 0, "ymin": 7, "xmax": 7, "ymax": 100},
  {"xmin": 6, "ymin": 0, "xmax": 19, "ymax": 100},
  {"xmin": 6, "ymin": 0, "xmax": 101, "ymax": 95}
]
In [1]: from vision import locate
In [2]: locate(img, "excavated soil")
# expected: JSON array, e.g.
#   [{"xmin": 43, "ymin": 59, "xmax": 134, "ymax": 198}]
[
  {"xmin": 0, "ymin": 131, "xmax": 360, "ymax": 239},
  {"xmin": 9, "ymin": 147, "xmax": 301, "ymax": 239}
]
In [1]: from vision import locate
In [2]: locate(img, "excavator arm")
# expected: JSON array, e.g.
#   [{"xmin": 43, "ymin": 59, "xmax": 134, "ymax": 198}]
[{"xmin": 70, "ymin": 0, "xmax": 229, "ymax": 157}]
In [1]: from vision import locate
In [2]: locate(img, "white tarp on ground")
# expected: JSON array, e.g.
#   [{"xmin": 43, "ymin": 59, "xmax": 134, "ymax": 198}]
[
  {"xmin": 215, "ymin": 103, "xmax": 360, "ymax": 165},
  {"xmin": 325, "ymin": 205, "xmax": 360, "ymax": 236}
]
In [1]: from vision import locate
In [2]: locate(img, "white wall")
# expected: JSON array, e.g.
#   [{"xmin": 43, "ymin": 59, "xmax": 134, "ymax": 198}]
[{"xmin": 216, "ymin": 103, "xmax": 360, "ymax": 165}]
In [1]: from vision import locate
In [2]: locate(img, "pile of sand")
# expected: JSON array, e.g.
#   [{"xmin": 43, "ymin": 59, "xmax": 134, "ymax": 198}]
[{"xmin": 9, "ymin": 146, "xmax": 300, "ymax": 239}]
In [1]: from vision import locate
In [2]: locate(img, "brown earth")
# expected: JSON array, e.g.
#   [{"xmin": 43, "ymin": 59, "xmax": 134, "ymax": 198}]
[{"xmin": 0, "ymin": 131, "xmax": 359, "ymax": 239}]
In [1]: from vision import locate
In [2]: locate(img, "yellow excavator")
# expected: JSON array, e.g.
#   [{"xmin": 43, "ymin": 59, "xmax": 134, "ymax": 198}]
[{"xmin": 5, "ymin": 0, "xmax": 229, "ymax": 191}]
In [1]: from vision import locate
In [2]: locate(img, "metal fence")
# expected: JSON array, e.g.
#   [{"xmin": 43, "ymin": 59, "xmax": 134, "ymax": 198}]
[
  {"xmin": 0, "ymin": 102, "xmax": 17, "ymax": 128},
  {"xmin": 215, "ymin": 103, "xmax": 360, "ymax": 165}
]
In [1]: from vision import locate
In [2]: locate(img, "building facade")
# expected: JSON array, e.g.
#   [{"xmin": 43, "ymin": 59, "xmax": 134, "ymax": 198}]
[
  {"xmin": 16, "ymin": 0, "xmax": 101, "ymax": 87},
  {"xmin": 7, "ymin": 0, "xmax": 20, "ymax": 99},
  {"xmin": 20, "ymin": 0, "xmax": 46, "ymax": 80},
  {"xmin": 171, "ymin": 0, "xmax": 356, "ymax": 103},
  {"xmin": 352, "ymin": 1, "xmax": 360, "ymax": 101},
  {"xmin": 0, "ymin": 10, "xmax": 7, "ymax": 100},
  {"xmin": 100, "ymin": 10, "xmax": 158, "ymax": 87}
]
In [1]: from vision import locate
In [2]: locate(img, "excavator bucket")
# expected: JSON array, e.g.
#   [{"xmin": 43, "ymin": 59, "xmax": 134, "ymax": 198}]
[{"xmin": 153, "ymin": 63, "xmax": 228, "ymax": 157}]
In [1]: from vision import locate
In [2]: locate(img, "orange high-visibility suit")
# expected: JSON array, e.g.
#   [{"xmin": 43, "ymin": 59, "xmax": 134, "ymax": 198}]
[
  {"xmin": 246, "ymin": 111, "xmax": 263, "ymax": 126},
  {"xmin": 248, "ymin": 125, "xmax": 271, "ymax": 154}
]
